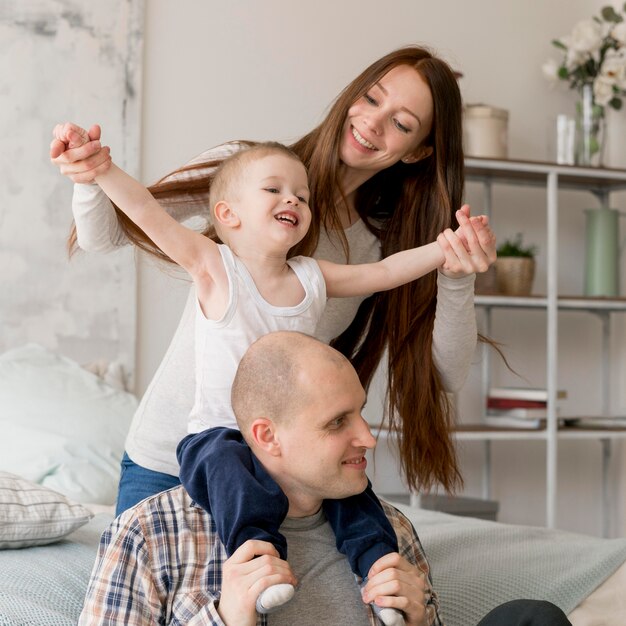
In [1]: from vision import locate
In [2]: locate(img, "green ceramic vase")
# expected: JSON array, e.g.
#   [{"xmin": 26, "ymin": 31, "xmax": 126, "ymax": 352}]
[{"xmin": 583, "ymin": 208, "xmax": 624, "ymax": 297}]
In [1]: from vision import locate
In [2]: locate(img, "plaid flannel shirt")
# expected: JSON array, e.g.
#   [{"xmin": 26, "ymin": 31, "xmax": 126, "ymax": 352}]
[{"xmin": 78, "ymin": 486, "xmax": 442, "ymax": 626}]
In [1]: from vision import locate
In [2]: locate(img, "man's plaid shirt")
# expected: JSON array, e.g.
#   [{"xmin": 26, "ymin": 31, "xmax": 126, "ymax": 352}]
[{"xmin": 78, "ymin": 486, "xmax": 442, "ymax": 625}]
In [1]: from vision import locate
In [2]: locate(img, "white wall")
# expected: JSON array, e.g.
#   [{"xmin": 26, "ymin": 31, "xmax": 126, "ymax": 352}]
[
  {"xmin": 135, "ymin": 0, "xmax": 626, "ymax": 536},
  {"xmin": 0, "ymin": 2, "xmax": 142, "ymax": 382}
]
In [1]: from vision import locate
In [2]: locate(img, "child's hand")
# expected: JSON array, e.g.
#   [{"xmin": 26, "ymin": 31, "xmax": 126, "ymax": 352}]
[
  {"xmin": 50, "ymin": 122, "xmax": 111, "ymax": 183},
  {"xmin": 437, "ymin": 205, "xmax": 496, "ymax": 278},
  {"xmin": 50, "ymin": 122, "xmax": 97, "ymax": 157}
]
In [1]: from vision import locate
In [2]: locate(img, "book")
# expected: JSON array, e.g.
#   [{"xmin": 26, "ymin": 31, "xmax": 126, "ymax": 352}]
[
  {"xmin": 487, "ymin": 397, "xmax": 547, "ymax": 410},
  {"xmin": 488, "ymin": 387, "xmax": 567, "ymax": 402},
  {"xmin": 484, "ymin": 415, "xmax": 544, "ymax": 429},
  {"xmin": 487, "ymin": 407, "xmax": 560, "ymax": 419}
]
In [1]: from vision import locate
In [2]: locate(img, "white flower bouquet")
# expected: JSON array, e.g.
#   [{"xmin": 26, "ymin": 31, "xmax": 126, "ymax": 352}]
[{"xmin": 543, "ymin": 4, "xmax": 626, "ymax": 110}]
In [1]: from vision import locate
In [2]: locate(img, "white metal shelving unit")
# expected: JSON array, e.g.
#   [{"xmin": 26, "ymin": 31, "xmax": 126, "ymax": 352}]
[{"xmin": 458, "ymin": 157, "xmax": 626, "ymax": 537}]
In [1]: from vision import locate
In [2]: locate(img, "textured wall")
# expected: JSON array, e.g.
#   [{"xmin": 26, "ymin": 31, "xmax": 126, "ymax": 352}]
[{"xmin": 0, "ymin": 1, "xmax": 143, "ymax": 384}]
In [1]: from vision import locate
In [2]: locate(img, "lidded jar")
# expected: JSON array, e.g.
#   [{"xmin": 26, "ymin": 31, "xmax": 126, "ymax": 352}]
[{"xmin": 464, "ymin": 104, "xmax": 509, "ymax": 159}]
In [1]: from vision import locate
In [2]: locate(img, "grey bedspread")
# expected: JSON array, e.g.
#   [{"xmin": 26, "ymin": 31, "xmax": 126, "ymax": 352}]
[
  {"xmin": 0, "ymin": 513, "xmax": 111, "ymax": 626},
  {"xmin": 393, "ymin": 502, "xmax": 626, "ymax": 626},
  {"xmin": 1, "ymin": 506, "xmax": 626, "ymax": 625}
]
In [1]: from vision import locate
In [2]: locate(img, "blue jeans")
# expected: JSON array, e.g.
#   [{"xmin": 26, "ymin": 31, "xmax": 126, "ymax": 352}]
[{"xmin": 116, "ymin": 452, "xmax": 181, "ymax": 517}]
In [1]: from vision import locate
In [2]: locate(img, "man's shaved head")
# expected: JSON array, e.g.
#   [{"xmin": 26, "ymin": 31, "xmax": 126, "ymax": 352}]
[{"xmin": 231, "ymin": 331, "xmax": 350, "ymax": 433}]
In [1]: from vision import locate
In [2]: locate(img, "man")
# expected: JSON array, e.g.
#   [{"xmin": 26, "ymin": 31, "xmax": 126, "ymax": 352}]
[{"xmin": 78, "ymin": 332, "xmax": 570, "ymax": 626}]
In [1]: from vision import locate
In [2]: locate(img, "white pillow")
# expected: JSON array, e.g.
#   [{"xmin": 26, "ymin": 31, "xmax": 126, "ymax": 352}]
[
  {"xmin": 0, "ymin": 472, "xmax": 93, "ymax": 549},
  {"xmin": 0, "ymin": 344, "xmax": 138, "ymax": 505}
]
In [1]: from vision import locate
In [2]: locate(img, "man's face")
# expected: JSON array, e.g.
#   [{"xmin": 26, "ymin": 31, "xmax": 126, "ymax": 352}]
[{"xmin": 273, "ymin": 357, "xmax": 377, "ymax": 517}]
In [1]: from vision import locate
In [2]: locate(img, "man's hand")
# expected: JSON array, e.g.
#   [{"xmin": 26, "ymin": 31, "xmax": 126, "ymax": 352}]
[
  {"xmin": 361, "ymin": 553, "xmax": 432, "ymax": 626},
  {"xmin": 218, "ymin": 540, "xmax": 297, "ymax": 626},
  {"xmin": 50, "ymin": 122, "xmax": 112, "ymax": 183}
]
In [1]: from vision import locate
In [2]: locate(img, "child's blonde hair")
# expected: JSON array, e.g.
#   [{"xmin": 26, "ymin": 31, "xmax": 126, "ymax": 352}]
[{"xmin": 209, "ymin": 141, "xmax": 305, "ymax": 219}]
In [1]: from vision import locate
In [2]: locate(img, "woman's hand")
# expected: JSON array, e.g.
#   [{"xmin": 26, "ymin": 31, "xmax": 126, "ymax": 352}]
[
  {"xmin": 218, "ymin": 540, "xmax": 297, "ymax": 626},
  {"xmin": 437, "ymin": 205, "xmax": 497, "ymax": 278},
  {"xmin": 50, "ymin": 122, "xmax": 112, "ymax": 183},
  {"xmin": 362, "ymin": 552, "xmax": 432, "ymax": 626}
]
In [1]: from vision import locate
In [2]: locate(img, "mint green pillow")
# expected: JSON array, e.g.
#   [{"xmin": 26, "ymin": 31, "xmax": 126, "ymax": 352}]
[{"xmin": 0, "ymin": 344, "xmax": 137, "ymax": 504}]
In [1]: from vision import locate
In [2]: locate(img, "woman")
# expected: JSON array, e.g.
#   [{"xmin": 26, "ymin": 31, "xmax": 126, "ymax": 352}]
[{"xmin": 51, "ymin": 45, "xmax": 496, "ymax": 515}]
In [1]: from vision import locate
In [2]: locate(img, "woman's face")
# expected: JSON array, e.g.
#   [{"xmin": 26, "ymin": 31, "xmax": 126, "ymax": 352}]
[{"xmin": 339, "ymin": 64, "xmax": 434, "ymax": 177}]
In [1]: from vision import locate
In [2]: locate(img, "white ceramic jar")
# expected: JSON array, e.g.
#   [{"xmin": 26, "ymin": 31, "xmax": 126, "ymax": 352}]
[{"xmin": 464, "ymin": 104, "xmax": 509, "ymax": 159}]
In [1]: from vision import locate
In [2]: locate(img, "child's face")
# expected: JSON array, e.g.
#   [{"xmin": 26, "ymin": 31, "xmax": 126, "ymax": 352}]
[{"xmin": 233, "ymin": 153, "xmax": 311, "ymax": 248}]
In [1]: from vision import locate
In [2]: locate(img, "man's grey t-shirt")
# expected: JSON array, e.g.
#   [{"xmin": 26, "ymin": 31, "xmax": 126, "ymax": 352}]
[{"xmin": 270, "ymin": 509, "xmax": 371, "ymax": 626}]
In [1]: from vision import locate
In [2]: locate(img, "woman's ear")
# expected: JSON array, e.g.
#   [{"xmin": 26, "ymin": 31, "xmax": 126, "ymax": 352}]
[
  {"xmin": 402, "ymin": 145, "xmax": 433, "ymax": 164},
  {"xmin": 250, "ymin": 418, "xmax": 281, "ymax": 457},
  {"xmin": 214, "ymin": 200, "xmax": 241, "ymax": 228}
]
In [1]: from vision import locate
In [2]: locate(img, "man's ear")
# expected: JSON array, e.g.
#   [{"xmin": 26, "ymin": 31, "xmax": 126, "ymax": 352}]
[
  {"xmin": 250, "ymin": 418, "xmax": 281, "ymax": 457},
  {"xmin": 214, "ymin": 200, "xmax": 241, "ymax": 228},
  {"xmin": 401, "ymin": 144, "xmax": 433, "ymax": 164}
]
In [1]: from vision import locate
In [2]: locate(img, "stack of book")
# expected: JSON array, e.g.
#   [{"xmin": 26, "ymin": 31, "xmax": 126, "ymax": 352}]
[{"xmin": 485, "ymin": 387, "xmax": 567, "ymax": 429}]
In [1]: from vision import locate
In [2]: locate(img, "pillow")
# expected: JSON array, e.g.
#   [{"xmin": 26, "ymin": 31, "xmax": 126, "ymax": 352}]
[
  {"xmin": 0, "ymin": 344, "xmax": 138, "ymax": 505},
  {"xmin": 0, "ymin": 472, "xmax": 93, "ymax": 549}
]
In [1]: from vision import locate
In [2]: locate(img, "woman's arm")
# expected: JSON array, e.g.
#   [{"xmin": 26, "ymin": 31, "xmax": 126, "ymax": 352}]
[
  {"xmin": 432, "ymin": 272, "xmax": 477, "ymax": 393},
  {"xmin": 432, "ymin": 207, "xmax": 497, "ymax": 392},
  {"xmin": 72, "ymin": 183, "xmax": 129, "ymax": 251}
]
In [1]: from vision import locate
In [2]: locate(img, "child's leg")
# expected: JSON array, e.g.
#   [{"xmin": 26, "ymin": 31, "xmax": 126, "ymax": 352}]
[
  {"xmin": 323, "ymin": 483, "xmax": 405, "ymax": 626},
  {"xmin": 323, "ymin": 482, "xmax": 398, "ymax": 576},
  {"xmin": 177, "ymin": 427, "xmax": 289, "ymax": 556},
  {"xmin": 177, "ymin": 428, "xmax": 294, "ymax": 613}
]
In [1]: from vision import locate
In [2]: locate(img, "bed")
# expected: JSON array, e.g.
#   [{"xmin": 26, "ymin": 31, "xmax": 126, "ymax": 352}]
[{"xmin": 1, "ymin": 344, "xmax": 625, "ymax": 626}]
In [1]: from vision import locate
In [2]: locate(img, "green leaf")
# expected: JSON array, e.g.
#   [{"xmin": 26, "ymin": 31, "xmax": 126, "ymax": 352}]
[
  {"xmin": 496, "ymin": 233, "xmax": 537, "ymax": 258},
  {"xmin": 558, "ymin": 66, "xmax": 569, "ymax": 79},
  {"xmin": 552, "ymin": 39, "xmax": 567, "ymax": 50},
  {"xmin": 610, "ymin": 97, "xmax": 623, "ymax": 110},
  {"xmin": 601, "ymin": 5, "xmax": 620, "ymax": 21},
  {"xmin": 592, "ymin": 103, "xmax": 605, "ymax": 118}
]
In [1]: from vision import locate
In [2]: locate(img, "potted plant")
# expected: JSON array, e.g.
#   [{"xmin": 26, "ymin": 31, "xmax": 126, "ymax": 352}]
[
  {"xmin": 542, "ymin": 5, "xmax": 626, "ymax": 167},
  {"xmin": 495, "ymin": 233, "xmax": 537, "ymax": 296}
]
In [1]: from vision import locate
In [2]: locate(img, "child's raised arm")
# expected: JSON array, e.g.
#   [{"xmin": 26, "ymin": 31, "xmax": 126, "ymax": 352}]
[
  {"xmin": 318, "ymin": 241, "xmax": 444, "ymax": 298},
  {"xmin": 319, "ymin": 209, "xmax": 489, "ymax": 298},
  {"xmin": 94, "ymin": 161, "xmax": 221, "ymax": 281}
]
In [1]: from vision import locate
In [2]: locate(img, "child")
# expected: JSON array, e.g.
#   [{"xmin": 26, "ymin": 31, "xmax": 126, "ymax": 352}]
[{"xmin": 91, "ymin": 138, "xmax": 483, "ymax": 625}]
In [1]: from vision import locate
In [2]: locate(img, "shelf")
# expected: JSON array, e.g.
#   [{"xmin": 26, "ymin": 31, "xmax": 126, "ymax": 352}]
[
  {"xmin": 475, "ymin": 295, "xmax": 626, "ymax": 312},
  {"xmin": 454, "ymin": 425, "xmax": 547, "ymax": 441},
  {"xmin": 455, "ymin": 423, "xmax": 626, "ymax": 441},
  {"xmin": 459, "ymin": 157, "xmax": 625, "ymax": 534},
  {"xmin": 466, "ymin": 157, "xmax": 626, "ymax": 193}
]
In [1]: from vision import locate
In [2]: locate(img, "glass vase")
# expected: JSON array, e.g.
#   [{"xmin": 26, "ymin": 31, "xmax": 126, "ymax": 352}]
[{"xmin": 575, "ymin": 83, "xmax": 606, "ymax": 167}]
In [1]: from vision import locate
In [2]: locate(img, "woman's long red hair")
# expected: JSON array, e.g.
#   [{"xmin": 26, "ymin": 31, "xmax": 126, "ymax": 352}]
[{"xmin": 68, "ymin": 46, "xmax": 466, "ymax": 493}]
